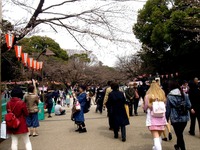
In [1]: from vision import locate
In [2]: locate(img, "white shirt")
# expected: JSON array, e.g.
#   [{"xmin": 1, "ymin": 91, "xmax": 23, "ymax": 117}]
[{"xmin": 55, "ymin": 104, "xmax": 62, "ymax": 115}]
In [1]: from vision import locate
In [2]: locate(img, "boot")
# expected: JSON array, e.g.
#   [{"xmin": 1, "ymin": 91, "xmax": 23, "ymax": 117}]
[
  {"xmin": 79, "ymin": 128, "xmax": 87, "ymax": 133},
  {"xmin": 75, "ymin": 126, "xmax": 82, "ymax": 132}
]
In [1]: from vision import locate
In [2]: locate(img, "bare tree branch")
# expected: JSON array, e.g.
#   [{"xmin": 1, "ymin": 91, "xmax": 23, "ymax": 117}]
[{"xmin": 42, "ymin": 0, "xmax": 80, "ymax": 12}]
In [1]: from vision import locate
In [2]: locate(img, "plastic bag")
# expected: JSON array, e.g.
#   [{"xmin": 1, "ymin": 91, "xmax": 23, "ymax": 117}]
[{"xmin": 1, "ymin": 121, "xmax": 9, "ymax": 139}]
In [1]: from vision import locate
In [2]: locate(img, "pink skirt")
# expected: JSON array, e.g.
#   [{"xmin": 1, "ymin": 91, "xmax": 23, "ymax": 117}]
[{"xmin": 148, "ymin": 125, "xmax": 165, "ymax": 131}]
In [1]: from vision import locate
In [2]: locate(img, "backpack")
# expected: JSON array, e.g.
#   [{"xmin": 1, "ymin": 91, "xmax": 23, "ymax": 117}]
[
  {"xmin": 84, "ymin": 98, "xmax": 91, "ymax": 114},
  {"xmin": 151, "ymin": 100, "xmax": 166, "ymax": 118},
  {"xmin": 174, "ymin": 96, "xmax": 188, "ymax": 116},
  {"xmin": 5, "ymin": 102, "xmax": 20, "ymax": 129}
]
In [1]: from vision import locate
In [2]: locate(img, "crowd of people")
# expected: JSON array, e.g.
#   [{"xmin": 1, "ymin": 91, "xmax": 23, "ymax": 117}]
[{"xmin": 3, "ymin": 77, "xmax": 200, "ymax": 150}]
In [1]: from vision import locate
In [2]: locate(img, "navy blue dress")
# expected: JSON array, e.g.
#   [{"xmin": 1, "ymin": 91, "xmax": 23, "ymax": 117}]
[{"xmin": 74, "ymin": 93, "xmax": 87, "ymax": 123}]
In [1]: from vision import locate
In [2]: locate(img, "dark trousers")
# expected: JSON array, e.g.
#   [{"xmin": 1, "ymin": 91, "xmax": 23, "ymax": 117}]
[
  {"xmin": 54, "ymin": 97, "xmax": 58, "ymax": 103},
  {"xmin": 189, "ymin": 110, "xmax": 200, "ymax": 134},
  {"xmin": 172, "ymin": 122, "xmax": 187, "ymax": 150},
  {"xmin": 47, "ymin": 104, "xmax": 53, "ymax": 116},
  {"xmin": 128, "ymin": 102, "xmax": 133, "ymax": 116},
  {"xmin": 133, "ymin": 98, "xmax": 139, "ymax": 114},
  {"xmin": 56, "ymin": 110, "xmax": 66, "ymax": 116},
  {"xmin": 108, "ymin": 109, "xmax": 114, "ymax": 129},
  {"xmin": 96, "ymin": 99, "xmax": 103, "ymax": 113},
  {"xmin": 76, "ymin": 121, "xmax": 86, "ymax": 128},
  {"xmin": 114, "ymin": 126, "xmax": 126, "ymax": 139}
]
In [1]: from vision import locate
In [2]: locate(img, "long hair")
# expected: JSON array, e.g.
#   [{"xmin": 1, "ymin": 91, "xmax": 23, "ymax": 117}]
[
  {"xmin": 146, "ymin": 81, "xmax": 166, "ymax": 107},
  {"xmin": 168, "ymin": 79, "xmax": 185, "ymax": 100}
]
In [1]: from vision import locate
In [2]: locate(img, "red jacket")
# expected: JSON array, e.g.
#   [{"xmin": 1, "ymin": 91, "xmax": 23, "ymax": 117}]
[{"xmin": 6, "ymin": 97, "xmax": 29, "ymax": 134}]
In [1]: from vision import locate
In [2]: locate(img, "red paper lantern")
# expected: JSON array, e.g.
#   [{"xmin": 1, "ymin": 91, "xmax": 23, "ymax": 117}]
[
  {"xmin": 39, "ymin": 62, "xmax": 43, "ymax": 70},
  {"xmin": 22, "ymin": 53, "xmax": 28, "ymax": 66},
  {"xmin": 32, "ymin": 60, "xmax": 37, "ymax": 70},
  {"xmin": 5, "ymin": 33, "xmax": 14, "ymax": 50},
  {"xmin": 166, "ymin": 74, "xmax": 169, "ymax": 78},
  {"xmin": 36, "ymin": 62, "xmax": 40, "ymax": 70},
  {"xmin": 14, "ymin": 45, "xmax": 22, "ymax": 61},
  {"xmin": 28, "ymin": 58, "xmax": 33, "ymax": 68}
]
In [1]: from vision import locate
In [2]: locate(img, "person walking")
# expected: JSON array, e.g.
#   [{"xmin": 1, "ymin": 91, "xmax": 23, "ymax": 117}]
[
  {"xmin": 95, "ymin": 86, "xmax": 105, "ymax": 114},
  {"xmin": 133, "ymin": 82, "xmax": 140, "ymax": 116},
  {"xmin": 166, "ymin": 80, "xmax": 191, "ymax": 150},
  {"xmin": 24, "ymin": 85, "xmax": 40, "ymax": 137},
  {"xmin": 188, "ymin": 77, "xmax": 200, "ymax": 137},
  {"xmin": 45, "ymin": 90, "xmax": 54, "ymax": 118},
  {"xmin": 103, "ymin": 81, "xmax": 114, "ymax": 130},
  {"xmin": 6, "ymin": 87, "xmax": 32, "ymax": 150},
  {"xmin": 107, "ymin": 82, "xmax": 129, "ymax": 142},
  {"xmin": 144, "ymin": 81, "xmax": 167, "ymax": 150},
  {"xmin": 73, "ymin": 85, "xmax": 87, "ymax": 133},
  {"xmin": 125, "ymin": 82, "xmax": 135, "ymax": 116},
  {"xmin": 52, "ymin": 90, "xmax": 59, "ymax": 104}
]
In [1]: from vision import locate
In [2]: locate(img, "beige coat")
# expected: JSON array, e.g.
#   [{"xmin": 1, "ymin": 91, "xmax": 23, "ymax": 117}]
[
  {"xmin": 103, "ymin": 87, "xmax": 112, "ymax": 106},
  {"xmin": 24, "ymin": 93, "xmax": 39, "ymax": 113}
]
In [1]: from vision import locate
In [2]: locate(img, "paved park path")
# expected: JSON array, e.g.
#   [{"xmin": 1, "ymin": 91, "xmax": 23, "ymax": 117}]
[{"xmin": 0, "ymin": 106, "xmax": 199, "ymax": 150}]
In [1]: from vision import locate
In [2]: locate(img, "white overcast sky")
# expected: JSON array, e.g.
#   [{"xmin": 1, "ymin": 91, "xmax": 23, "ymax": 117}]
[{"xmin": 3, "ymin": 0, "xmax": 146, "ymax": 66}]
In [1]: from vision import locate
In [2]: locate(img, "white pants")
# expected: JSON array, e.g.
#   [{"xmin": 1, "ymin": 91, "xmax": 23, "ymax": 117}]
[
  {"xmin": 91, "ymin": 96, "xmax": 96, "ymax": 105},
  {"xmin": 11, "ymin": 133, "xmax": 32, "ymax": 150}
]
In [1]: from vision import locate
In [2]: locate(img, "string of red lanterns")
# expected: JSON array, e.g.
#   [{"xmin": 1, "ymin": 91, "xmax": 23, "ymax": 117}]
[{"xmin": 5, "ymin": 33, "xmax": 43, "ymax": 71}]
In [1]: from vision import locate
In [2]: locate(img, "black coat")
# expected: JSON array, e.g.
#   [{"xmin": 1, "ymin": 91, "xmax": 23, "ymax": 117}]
[
  {"xmin": 108, "ymin": 90, "xmax": 130, "ymax": 127},
  {"xmin": 45, "ymin": 92, "xmax": 53, "ymax": 108},
  {"xmin": 189, "ymin": 83, "xmax": 200, "ymax": 111}
]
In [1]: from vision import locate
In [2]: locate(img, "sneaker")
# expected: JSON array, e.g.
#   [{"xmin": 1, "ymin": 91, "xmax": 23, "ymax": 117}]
[{"xmin": 168, "ymin": 132, "xmax": 172, "ymax": 141}]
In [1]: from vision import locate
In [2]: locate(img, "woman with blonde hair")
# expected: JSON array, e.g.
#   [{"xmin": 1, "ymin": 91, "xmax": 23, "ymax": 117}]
[{"xmin": 144, "ymin": 81, "xmax": 167, "ymax": 150}]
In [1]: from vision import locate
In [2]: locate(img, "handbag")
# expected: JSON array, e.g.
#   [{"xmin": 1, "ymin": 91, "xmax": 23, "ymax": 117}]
[
  {"xmin": 124, "ymin": 104, "xmax": 130, "ymax": 119},
  {"xmin": 1, "ymin": 121, "xmax": 9, "ymax": 139},
  {"xmin": 75, "ymin": 101, "xmax": 81, "ymax": 111},
  {"xmin": 5, "ymin": 101, "xmax": 21, "ymax": 129},
  {"xmin": 138, "ymin": 98, "xmax": 143, "ymax": 107}
]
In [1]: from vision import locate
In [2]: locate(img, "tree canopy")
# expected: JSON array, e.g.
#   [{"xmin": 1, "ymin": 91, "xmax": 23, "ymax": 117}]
[
  {"xmin": 133, "ymin": 0, "xmax": 200, "ymax": 79},
  {"xmin": 19, "ymin": 36, "xmax": 69, "ymax": 61}
]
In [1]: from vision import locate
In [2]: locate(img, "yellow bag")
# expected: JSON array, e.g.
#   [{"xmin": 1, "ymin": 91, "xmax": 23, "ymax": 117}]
[{"xmin": 124, "ymin": 104, "xmax": 130, "ymax": 119}]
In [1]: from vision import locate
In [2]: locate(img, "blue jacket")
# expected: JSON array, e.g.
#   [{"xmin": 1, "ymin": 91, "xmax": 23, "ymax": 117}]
[
  {"xmin": 74, "ymin": 92, "xmax": 87, "ymax": 122},
  {"xmin": 166, "ymin": 89, "xmax": 191, "ymax": 124}
]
